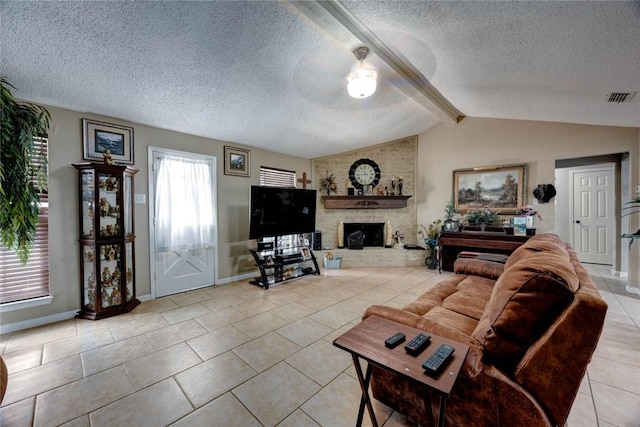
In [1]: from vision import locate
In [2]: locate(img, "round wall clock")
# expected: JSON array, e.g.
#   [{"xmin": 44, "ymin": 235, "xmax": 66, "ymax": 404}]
[{"xmin": 348, "ymin": 158, "xmax": 381, "ymax": 189}]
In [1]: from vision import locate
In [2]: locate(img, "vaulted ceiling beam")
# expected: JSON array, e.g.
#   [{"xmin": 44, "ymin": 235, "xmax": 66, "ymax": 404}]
[{"xmin": 287, "ymin": 0, "xmax": 464, "ymax": 124}]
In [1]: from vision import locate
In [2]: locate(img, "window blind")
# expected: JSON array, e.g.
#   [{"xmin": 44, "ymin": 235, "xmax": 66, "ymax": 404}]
[
  {"xmin": 0, "ymin": 138, "xmax": 50, "ymax": 304},
  {"xmin": 259, "ymin": 166, "xmax": 296, "ymax": 187}
]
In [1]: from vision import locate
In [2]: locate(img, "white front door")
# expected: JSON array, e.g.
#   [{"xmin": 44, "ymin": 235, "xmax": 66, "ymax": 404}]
[
  {"xmin": 150, "ymin": 148, "xmax": 217, "ymax": 298},
  {"xmin": 572, "ymin": 166, "xmax": 614, "ymax": 264}
]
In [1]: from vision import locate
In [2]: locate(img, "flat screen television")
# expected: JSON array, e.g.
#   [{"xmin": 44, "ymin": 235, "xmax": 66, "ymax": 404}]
[{"xmin": 249, "ymin": 186, "xmax": 317, "ymax": 239}]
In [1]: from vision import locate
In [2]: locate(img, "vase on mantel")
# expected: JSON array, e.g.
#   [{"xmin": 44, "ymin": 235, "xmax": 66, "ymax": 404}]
[{"xmin": 525, "ymin": 216, "xmax": 534, "ymax": 229}]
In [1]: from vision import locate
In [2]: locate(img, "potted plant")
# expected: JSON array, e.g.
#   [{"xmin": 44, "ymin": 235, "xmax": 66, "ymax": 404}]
[
  {"xmin": 465, "ymin": 207, "xmax": 499, "ymax": 226},
  {"xmin": 0, "ymin": 77, "xmax": 50, "ymax": 263},
  {"xmin": 442, "ymin": 198, "xmax": 460, "ymax": 232},
  {"xmin": 319, "ymin": 170, "xmax": 336, "ymax": 196},
  {"xmin": 419, "ymin": 220, "xmax": 441, "ymax": 270}
]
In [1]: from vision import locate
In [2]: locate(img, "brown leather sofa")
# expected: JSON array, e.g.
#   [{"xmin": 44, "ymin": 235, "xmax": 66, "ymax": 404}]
[
  {"xmin": 1, "ymin": 355, "xmax": 7, "ymax": 404},
  {"xmin": 363, "ymin": 233, "xmax": 607, "ymax": 427}
]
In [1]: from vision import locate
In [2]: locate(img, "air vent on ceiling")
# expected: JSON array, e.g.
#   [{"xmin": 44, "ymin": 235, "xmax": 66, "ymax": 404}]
[{"xmin": 606, "ymin": 92, "xmax": 636, "ymax": 103}]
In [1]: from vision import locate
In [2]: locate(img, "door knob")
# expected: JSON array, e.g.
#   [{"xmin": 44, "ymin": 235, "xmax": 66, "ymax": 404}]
[{"xmin": 575, "ymin": 220, "xmax": 581, "ymax": 224}]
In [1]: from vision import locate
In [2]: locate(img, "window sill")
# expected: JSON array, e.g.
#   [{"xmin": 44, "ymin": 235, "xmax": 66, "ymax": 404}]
[{"xmin": 0, "ymin": 296, "xmax": 54, "ymax": 312}]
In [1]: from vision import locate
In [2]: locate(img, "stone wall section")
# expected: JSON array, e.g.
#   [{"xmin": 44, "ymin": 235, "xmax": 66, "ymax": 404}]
[{"xmin": 312, "ymin": 136, "xmax": 419, "ymax": 254}]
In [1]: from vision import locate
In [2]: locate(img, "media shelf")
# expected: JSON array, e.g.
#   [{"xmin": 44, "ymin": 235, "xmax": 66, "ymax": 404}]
[{"xmin": 249, "ymin": 235, "xmax": 320, "ymax": 289}]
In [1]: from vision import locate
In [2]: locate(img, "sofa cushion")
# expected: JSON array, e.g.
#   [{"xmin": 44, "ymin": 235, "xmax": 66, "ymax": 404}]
[
  {"xmin": 442, "ymin": 286, "xmax": 492, "ymax": 320},
  {"xmin": 403, "ymin": 276, "xmax": 461, "ymax": 316},
  {"xmin": 472, "ymin": 252, "xmax": 578, "ymax": 370},
  {"xmin": 504, "ymin": 233, "xmax": 568, "ymax": 270}
]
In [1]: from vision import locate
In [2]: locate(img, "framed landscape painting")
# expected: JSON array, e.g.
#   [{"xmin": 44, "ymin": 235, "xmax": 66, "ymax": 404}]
[
  {"xmin": 83, "ymin": 119, "xmax": 134, "ymax": 164},
  {"xmin": 224, "ymin": 146, "xmax": 250, "ymax": 177},
  {"xmin": 453, "ymin": 164, "xmax": 526, "ymax": 214}
]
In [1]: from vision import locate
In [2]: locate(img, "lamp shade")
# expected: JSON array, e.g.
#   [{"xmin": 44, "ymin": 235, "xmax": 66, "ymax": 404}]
[{"xmin": 347, "ymin": 67, "xmax": 377, "ymax": 98}]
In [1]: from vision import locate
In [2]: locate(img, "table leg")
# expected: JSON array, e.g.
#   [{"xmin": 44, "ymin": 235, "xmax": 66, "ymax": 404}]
[
  {"xmin": 351, "ymin": 354, "xmax": 378, "ymax": 427},
  {"xmin": 438, "ymin": 394, "xmax": 448, "ymax": 427}
]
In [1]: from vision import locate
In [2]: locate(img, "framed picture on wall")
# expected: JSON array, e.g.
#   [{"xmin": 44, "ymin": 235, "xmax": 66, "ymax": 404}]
[
  {"xmin": 82, "ymin": 119, "xmax": 134, "ymax": 164},
  {"xmin": 453, "ymin": 164, "xmax": 526, "ymax": 214},
  {"xmin": 224, "ymin": 146, "xmax": 251, "ymax": 177}
]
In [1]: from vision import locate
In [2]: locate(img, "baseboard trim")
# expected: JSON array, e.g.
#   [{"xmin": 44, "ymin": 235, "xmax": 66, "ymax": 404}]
[
  {"xmin": 0, "ymin": 309, "xmax": 78, "ymax": 335},
  {"xmin": 625, "ymin": 285, "xmax": 640, "ymax": 296},
  {"xmin": 611, "ymin": 269, "xmax": 629, "ymax": 278},
  {"xmin": 216, "ymin": 272, "xmax": 256, "ymax": 285},
  {"xmin": 138, "ymin": 293, "xmax": 152, "ymax": 302},
  {"xmin": 1, "ymin": 276, "xmax": 252, "ymax": 334}
]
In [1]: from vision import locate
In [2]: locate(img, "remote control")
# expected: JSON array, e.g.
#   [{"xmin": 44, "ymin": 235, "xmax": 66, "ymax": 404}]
[
  {"xmin": 404, "ymin": 333, "xmax": 431, "ymax": 356},
  {"xmin": 422, "ymin": 344, "xmax": 455, "ymax": 375},
  {"xmin": 385, "ymin": 332, "xmax": 406, "ymax": 349}
]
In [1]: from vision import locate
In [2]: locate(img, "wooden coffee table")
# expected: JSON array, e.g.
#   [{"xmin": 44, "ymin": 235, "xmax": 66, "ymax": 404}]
[{"xmin": 333, "ymin": 315, "xmax": 470, "ymax": 427}]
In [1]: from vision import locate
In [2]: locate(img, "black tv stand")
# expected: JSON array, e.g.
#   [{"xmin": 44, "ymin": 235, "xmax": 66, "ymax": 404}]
[{"xmin": 249, "ymin": 235, "xmax": 320, "ymax": 289}]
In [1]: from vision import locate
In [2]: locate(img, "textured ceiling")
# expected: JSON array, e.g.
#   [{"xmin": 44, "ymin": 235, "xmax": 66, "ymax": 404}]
[{"xmin": 1, "ymin": 1, "xmax": 639, "ymax": 159}]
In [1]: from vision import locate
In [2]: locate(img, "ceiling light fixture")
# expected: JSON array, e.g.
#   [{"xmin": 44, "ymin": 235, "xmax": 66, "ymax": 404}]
[{"xmin": 347, "ymin": 46, "xmax": 377, "ymax": 99}]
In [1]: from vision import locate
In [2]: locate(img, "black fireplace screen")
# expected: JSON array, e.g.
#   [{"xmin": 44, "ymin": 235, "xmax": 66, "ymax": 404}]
[{"xmin": 343, "ymin": 223, "xmax": 385, "ymax": 247}]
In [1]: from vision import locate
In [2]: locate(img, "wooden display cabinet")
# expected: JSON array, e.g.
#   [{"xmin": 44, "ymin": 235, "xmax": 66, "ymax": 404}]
[{"xmin": 73, "ymin": 162, "xmax": 140, "ymax": 319}]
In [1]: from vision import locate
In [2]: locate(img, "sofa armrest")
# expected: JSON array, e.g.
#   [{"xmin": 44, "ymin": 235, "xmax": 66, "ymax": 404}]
[
  {"xmin": 453, "ymin": 258, "xmax": 504, "ymax": 280},
  {"xmin": 363, "ymin": 305, "xmax": 484, "ymax": 377},
  {"xmin": 363, "ymin": 305, "xmax": 428, "ymax": 329}
]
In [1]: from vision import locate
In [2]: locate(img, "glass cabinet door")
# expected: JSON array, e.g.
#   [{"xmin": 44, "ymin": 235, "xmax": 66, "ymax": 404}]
[
  {"xmin": 98, "ymin": 172, "xmax": 121, "ymax": 237},
  {"xmin": 81, "ymin": 170, "xmax": 95, "ymax": 238},
  {"xmin": 125, "ymin": 241, "xmax": 134, "ymax": 302},
  {"xmin": 98, "ymin": 243, "xmax": 123, "ymax": 308},
  {"xmin": 81, "ymin": 244, "xmax": 97, "ymax": 310},
  {"xmin": 124, "ymin": 175, "xmax": 133, "ymax": 236}
]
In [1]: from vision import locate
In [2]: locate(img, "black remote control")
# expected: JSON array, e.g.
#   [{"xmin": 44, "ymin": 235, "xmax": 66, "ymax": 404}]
[
  {"xmin": 385, "ymin": 332, "xmax": 406, "ymax": 349},
  {"xmin": 404, "ymin": 333, "xmax": 431, "ymax": 356},
  {"xmin": 422, "ymin": 344, "xmax": 455, "ymax": 375}
]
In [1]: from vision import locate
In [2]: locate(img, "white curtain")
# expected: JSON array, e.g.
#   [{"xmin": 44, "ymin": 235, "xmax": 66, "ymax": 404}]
[{"xmin": 155, "ymin": 156, "xmax": 216, "ymax": 252}]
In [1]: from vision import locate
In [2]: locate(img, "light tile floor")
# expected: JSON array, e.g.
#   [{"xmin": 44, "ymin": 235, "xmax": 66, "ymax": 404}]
[{"xmin": 1, "ymin": 265, "xmax": 639, "ymax": 426}]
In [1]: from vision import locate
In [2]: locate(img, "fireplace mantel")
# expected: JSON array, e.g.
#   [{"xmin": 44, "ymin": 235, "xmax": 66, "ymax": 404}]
[{"xmin": 321, "ymin": 195, "xmax": 411, "ymax": 209}]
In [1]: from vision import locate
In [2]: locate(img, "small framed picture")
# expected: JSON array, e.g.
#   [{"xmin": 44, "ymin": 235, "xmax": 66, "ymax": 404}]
[
  {"xmin": 301, "ymin": 247, "xmax": 311, "ymax": 260},
  {"xmin": 513, "ymin": 217, "xmax": 527, "ymax": 236},
  {"xmin": 224, "ymin": 146, "xmax": 250, "ymax": 177},
  {"xmin": 83, "ymin": 119, "xmax": 134, "ymax": 164}
]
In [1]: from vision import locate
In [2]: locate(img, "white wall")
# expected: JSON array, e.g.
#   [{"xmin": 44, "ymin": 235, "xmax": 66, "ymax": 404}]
[
  {"xmin": 2, "ymin": 105, "xmax": 311, "ymax": 329},
  {"xmin": 416, "ymin": 117, "xmax": 640, "ymax": 286}
]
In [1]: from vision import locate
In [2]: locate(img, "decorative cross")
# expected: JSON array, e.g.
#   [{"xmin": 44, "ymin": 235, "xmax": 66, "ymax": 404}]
[{"xmin": 297, "ymin": 172, "xmax": 312, "ymax": 189}]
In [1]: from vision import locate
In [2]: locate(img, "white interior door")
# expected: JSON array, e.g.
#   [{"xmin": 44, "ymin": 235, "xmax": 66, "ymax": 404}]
[
  {"xmin": 150, "ymin": 148, "xmax": 217, "ymax": 298},
  {"xmin": 572, "ymin": 166, "xmax": 614, "ymax": 264}
]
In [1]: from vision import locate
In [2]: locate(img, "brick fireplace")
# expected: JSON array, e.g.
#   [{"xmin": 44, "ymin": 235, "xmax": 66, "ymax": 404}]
[{"xmin": 312, "ymin": 136, "xmax": 420, "ymax": 267}]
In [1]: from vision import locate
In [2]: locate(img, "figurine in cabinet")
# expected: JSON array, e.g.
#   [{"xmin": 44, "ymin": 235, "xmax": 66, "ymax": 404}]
[
  {"xmin": 108, "ymin": 176, "xmax": 118, "ymax": 191},
  {"xmin": 99, "ymin": 197, "xmax": 111, "ymax": 217},
  {"xmin": 101, "ymin": 288, "xmax": 109, "ymax": 307},
  {"xmin": 102, "ymin": 266, "xmax": 111, "ymax": 281},
  {"xmin": 111, "ymin": 288, "xmax": 121, "ymax": 305},
  {"xmin": 87, "ymin": 272, "xmax": 96, "ymax": 309},
  {"xmin": 84, "ymin": 247, "xmax": 94, "ymax": 262},
  {"xmin": 86, "ymin": 289, "xmax": 95, "ymax": 310}
]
